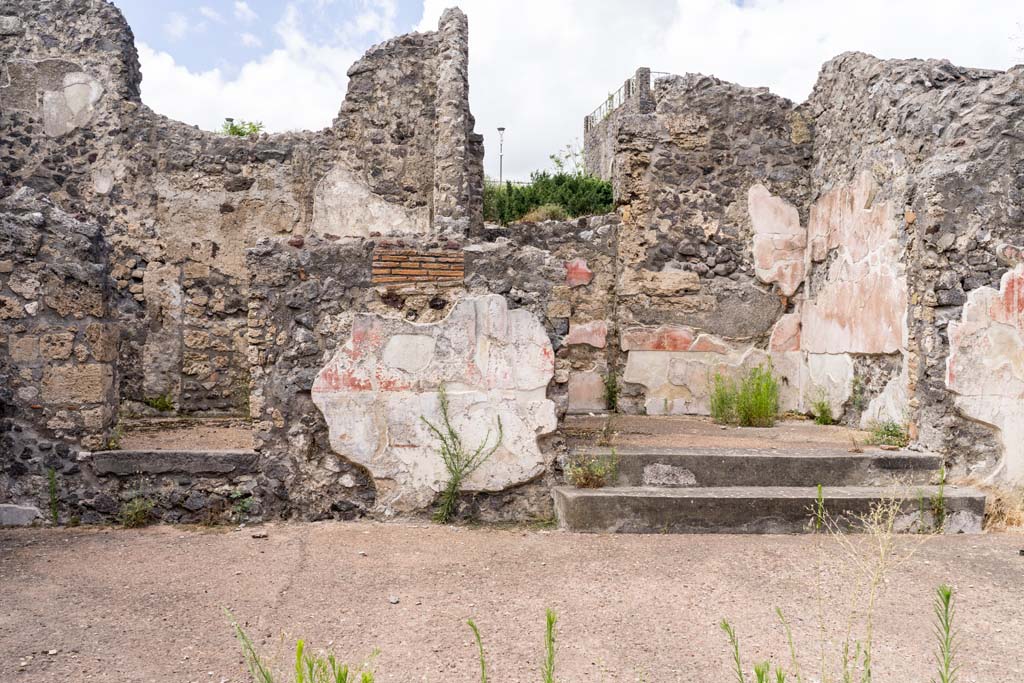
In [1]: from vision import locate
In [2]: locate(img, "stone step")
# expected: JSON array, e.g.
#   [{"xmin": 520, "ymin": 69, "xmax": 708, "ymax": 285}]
[
  {"xmin": 82, "ymin": 450, "xmax": 258, "ymax": 477},
  {"xmin": 570, "ymin": 446, "xmax": 941, "ymax": 487},
  {"xmin": 552, "ymin": 485, "xmax": 986, "ymax": 534}
]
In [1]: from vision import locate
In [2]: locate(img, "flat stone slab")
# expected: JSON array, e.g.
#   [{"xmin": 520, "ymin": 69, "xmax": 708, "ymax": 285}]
[
  {"xmin": 552, "ymin": 485, "xmax": 986, "ymax": 534},
  {"xmin": 0, "ymin": 504, "xmax": 42, "ymax": 526},
  {"xmin": 83, "ymin": 450, "xmax": 258, "ymax": 476},
  {"xmin": 571, "ymin": 446, "xmax": 941, "ymax": 487}
]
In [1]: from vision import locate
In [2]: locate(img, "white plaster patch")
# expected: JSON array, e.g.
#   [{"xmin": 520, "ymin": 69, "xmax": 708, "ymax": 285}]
[
  {"xmin": 748, "ymin": 184, "xmax": 806, "ymax": 296},
  {"xmin": 946, "ymin": 264, "xmax": 1024, "ymax": 483},
  {"xmin": 312, "ymin": 295, "xmax": 556, "ymax": 513},
  {"xmin": 802, "ymin": 172, "xmax": 907, "ymax": 354},
  {"xmin": 311, "ymin": 164, "xmax": 429, "ymax": 239},
  {"xmin": 42, "ymin": 71, "xmax": 102, "ymax": 137}
]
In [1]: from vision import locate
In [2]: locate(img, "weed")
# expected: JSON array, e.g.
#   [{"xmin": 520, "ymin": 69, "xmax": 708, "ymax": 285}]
[
  {"xmin": 711, "ymin": 365, "xmax": 780, "ymax": 427},
  {"xmin": 597, "ymin": 414, "xmax": 615, "ymax": 447},
  {"xmin": 810, "ymin": 390, "xmax": 835, "ymax": 425},
  {"xmin": 720, "ymin": 620, "xmax": 745, "ymax": 683},
  {"xmin": 119, "ymin": 496, "xmax": 154, "ymax": 528},
  {"xmin": 467, "ymin": 619, "xmax": 488, "ymax": 683},
  {"xmin": 710, "ymin": 373, "xmax": 737, "ymax": 424},
  {"xmin": 930, "ymin": 465, "xmax": 948, "ymax": 532},
  {"xmin": 564, "ymin": 449, "xmax": 619, "ymax": 488},
  {"xmin": 421, "ymin": 385, "xmax": 503, "ymax": 524},
  {"xmin": 868, "ymin": 420, "xmax": 910, "ymax": 448},
  {"xmin": 47, "ymin": 467, "xmax": 59, "ymax": 525},
  {"xmin": 542, "ymin": 608, "xmax": 557, "ymax": 683},
  {"xmin": 231, "ymin": 489, "xmax": 254, "ymax": 521},
  {"xmin": 105, "ymin": 421, "xmax": 124, "ymax": 450},
  {"xmin": 934, "ymin": 585, "xmax": 959, "ymax": 683},
  {"xmin": 602, "ymin": 373, "xmax": 620, "ymax": 411},
  {"xmin": 520, "ymin": 203, "xmax": 568, "ymax": 222},
  {"xmin": 143, "ymin": 393, "xmax": 175, "ymax": 413},
  {"xmin": 850, "ymin": 376, "xmax": 867, "ymax": 411},
  {"xmin": 736, "ymin": 365, "xmax": 779, "ymax": 427},
  {"xmin": 221, "ymin": 118, "xmax": 264, "ymax": 137}
]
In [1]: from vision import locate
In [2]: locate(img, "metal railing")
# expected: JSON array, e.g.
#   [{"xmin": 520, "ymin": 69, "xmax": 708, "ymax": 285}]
[{"xmin": 584, "ymin": 69, "xmax": 674, "ymax": 131}]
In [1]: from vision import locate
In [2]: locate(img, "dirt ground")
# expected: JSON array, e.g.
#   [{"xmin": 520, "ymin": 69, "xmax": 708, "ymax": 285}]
[
  {"xmin": 2, "ymin": 522, "xmax": 1022, "ymax": 683},
  {"xmin": 563, "ymin": 415, "xmax": 881, "ymax": 451},
  {"xmin": 118, "ymin": 418, "xmax": 254, "ymax": 451}
]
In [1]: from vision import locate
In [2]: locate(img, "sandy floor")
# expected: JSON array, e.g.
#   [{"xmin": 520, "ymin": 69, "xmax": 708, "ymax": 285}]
[
  {"xmin": 118, "ymin": 418, "xmax": 254, "ymax": 451},
  {"xmin": 1, "ymin": 522, "xmax": 1022, "ymax": 682},
  {"xmin": 565, "ymin": 414, "xmax": 880, "ymax": 450}
]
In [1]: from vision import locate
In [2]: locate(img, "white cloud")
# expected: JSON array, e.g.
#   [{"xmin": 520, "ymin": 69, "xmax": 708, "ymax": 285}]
[
  {"xmin": 163, "ymin": 12, "xmax": 190, "ymax": 41},
  {"xmin": 137, "ymin": 7, "xmax": 360, "ymax": 132},
  {"xmin": 198, "ymin": 6, "xmax": 224, "ymax": 23},
  {"xmin": 139, "ymin": 0, "xmax": 1023, "ymax": 179},
  {"xmin": 416, "ymin": 0, "xmax": 1023, "ymax": 181},
  {"xmin": 240, "ymin": 32, "xmax": 263, "ymax": 48},
  {"xmin": 234, "ymin": 1, "xmax": 258, "ymax": 23}
]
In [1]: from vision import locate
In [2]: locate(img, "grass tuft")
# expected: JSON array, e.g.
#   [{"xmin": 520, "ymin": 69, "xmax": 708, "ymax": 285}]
[
  {"xmin": 119, "ymin": 496, "xmax": 154, "ymax": 528},
  {"xmin": 868, "ymin": 420, "xmax": 910, "ymax": 448},
  {"xmin": 564, "ymin": 449, "xmax": 619, "ymax": 488}
]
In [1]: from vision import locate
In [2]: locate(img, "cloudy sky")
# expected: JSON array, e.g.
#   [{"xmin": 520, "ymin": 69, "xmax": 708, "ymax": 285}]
[{"xmin": 116, "ymin": 0, "xmax": 1023, "ymax": 181}]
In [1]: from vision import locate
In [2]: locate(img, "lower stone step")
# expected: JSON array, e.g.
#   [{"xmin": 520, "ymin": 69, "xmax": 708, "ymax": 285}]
[
  {"xmin": 552, "ymin": 485, "xmax": 986, "ymax": 534},
  {"xmin": 82, "ymin": 449, "xmax": 258, "ymax": 476},
  {"xmin": 572, "ymin": 447, "xmax": 942, "ymax": 488}
]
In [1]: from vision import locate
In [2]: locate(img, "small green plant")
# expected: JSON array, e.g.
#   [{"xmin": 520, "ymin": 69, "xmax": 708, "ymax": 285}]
[
  {"xmin": 230, "ymin": 612, "xmax": 377, "ymax": 683},
  {"xmin": 520, "ymin": 203, "xmax": 568, "ymax": 222},
  {"xmin": 467, "ymin": 619, "xmax": 488, "ymax": 683},
  {"xmin": 542, "ymin": 608, "xmax": 557, "ymax": 683},
  {"xmin": 735, "ymin": 365, "xmax": 779, "ymax": 427},
  {"xmin": 810, "ymin": 390, "xmax": 835, "ymax": 425},
  {"xmin": 564, "ymin": 449, "xmax": 619, "ymax": 488},
  {"xmin": 105, "ymin": 421, "xmax": 124, "ymax": 450},
  {"xmin": 933, "ymin": 584, "xmax": 958, "ymax": 683},
  {"xmin": 850, "ymin": 376, "xmax": 867, "ymax": 411},
  {"xmin": 869, "ymin": 420, "xmax": 910, "ymax": 448},
  {"xmin": 422, "ymin": 385, "xmax": 503, "ymax": 524},
  {"xmin": 930, "ymin": 465, "xmax": 948, "ymax": 532},
  {"xmin": 230, "ymin": 489, "xmax": 253, "ymax": 521},
  {"xmin": 602, "ymin": 373, "xmax": 620, "ymax": 411},
  {"xmin": 119, "ymin": 496, "xmax": 154, "ymax": 528},
  {"xmin": 47, "ymin": 467, "xmax": 59, "ymax": 525},
  {"xmin": 143, "ymin": 393, "xmax": 175, "ymax": 413},
  {"xmin": 710, "ymin": 373, "xmax": 737, "ymax": 424},
  {"xmin": 221, "ymin": 118, "xmax": 264, "ymax": 137}
]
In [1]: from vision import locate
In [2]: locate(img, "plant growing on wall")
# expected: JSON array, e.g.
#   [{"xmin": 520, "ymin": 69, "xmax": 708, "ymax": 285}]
[
  {"xmin": 220, "ymin": 118, "xmax": 264, "ymax": 137},
  {"xmin": 421, "ymin": 384, "xmax": 503, "ymax": 524}
]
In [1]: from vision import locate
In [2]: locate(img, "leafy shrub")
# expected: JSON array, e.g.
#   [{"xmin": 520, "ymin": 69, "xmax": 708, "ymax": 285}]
[
  {"xmin": 221, "ymin": 118, "xmax": 264, "ymax": 137},
  {"xmin": 869, "ymin": 420, "xmax": 910, "ymax": 448},
  {"xmin": 483, "ymin": 171, "xmax": 613, "ymax": 224},
  {"xmin": 520, "ymin": 203, "xmax": 568, "ymax": 222},
  {"xmin": 735, "ymin": 365, "xmax": 779, "ymax": 427},
  {"xmin": 119, "ymin": 497, "xmax": 154, "ymax": 528},
  {"xmin": 421, "ymin": 385, "xmax": 502, "ymax": 524},
  {"xmin": 565, "ymin": 450, "xmax": 619, "ymax": 488},
  {"xmin": 712, "ymin": 366, "xmax": 779, "ymax": 427}
]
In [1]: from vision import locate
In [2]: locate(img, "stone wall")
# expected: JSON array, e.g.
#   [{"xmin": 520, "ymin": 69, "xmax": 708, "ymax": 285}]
[
  {"xmin": 1, "ymin": 0, "xmax": 483, "ymax": 416},
  {"xmin": 589, "ymin": 55, "xmax": 1024, "ymax": 483}
]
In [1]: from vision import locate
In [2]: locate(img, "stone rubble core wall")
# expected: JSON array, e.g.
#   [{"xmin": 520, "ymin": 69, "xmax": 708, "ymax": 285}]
[
  {"xmin": 586, "ymin": 56, "xmax": 1023, "ymax": 486},
  {"xmin": 311, "ymin": 295, "xmax": 556, "ymax": 514},
  {"xmin": 1, "ymin": 0, "xmax": 483, "ymax": 417}
]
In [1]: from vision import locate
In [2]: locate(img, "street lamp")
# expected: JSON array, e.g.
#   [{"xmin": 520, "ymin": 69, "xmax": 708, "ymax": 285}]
[{"xmin": 497, "ymin": 127, "xmax": 505, "ymax": 185}]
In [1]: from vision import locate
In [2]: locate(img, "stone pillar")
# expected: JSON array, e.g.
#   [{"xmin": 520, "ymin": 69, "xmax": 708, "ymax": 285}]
[
  {"xmin": 432, "ymin": 8, "xmax": 473, "ymax": 237},
  {"xmin": 634, "ymin": 67, "xmax": 654, "ymax": 113}
]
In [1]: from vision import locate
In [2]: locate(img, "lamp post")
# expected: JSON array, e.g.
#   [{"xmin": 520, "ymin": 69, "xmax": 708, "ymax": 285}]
[{"xmin": 497, "ymin": 127, "xmax": 505, "ymax": 185}]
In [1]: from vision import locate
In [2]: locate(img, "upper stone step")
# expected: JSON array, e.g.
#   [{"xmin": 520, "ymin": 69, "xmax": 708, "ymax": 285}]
[
  {"xmin": 552, "ymin": 484, "xmax": 986, "ymax": 534},
  {"xmin": 571, "ymin": 446, "xmax": 942, "ymax": 488}
]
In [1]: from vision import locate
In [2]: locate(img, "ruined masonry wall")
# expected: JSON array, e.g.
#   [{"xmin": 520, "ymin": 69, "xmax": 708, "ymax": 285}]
[{"xmin": 0, "ymin": 0, "xmax": 483, "ymax": 416}]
